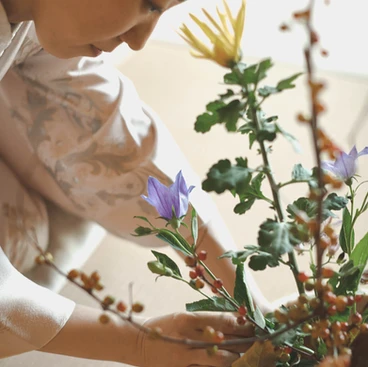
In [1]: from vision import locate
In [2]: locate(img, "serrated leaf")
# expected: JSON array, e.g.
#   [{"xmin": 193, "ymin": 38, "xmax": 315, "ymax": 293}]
[
  {"xmin": 217, "ymin": 99, "xmax": 245, "ymax": 132},
  {"xmin": 292, "ymin": 164, "xmax": 312, "ymax": 181},
  {"xmin": 234, "ymin": 199, "xmax": 256, "ymax": 214},
  {"xmin": 202, "ymin": 159, "xmax": 252, "ymax": 195},
  {"xmin": 186, "ymin": 297, "xmax": 237, "ymax": 312},
  {"xmin": 218, "ymin": 246, "xmax": 259, "ymax": 265},
  {"xmin": 195, "ymin": 100, "xmax": 226, "ymax": 133},
  {"xmin": 258, "ymin": 220, "xmax": 295, "ymax": 256},
  {"xmin": 232, "ymin": 341, "xmax": 277, "ymax": 367},
  {"xmin": 234, "ymin": 264, "xmax": 255, "ymax": 317},
  {"xmin": 151, "ymin": 250, "xmax": 182, "ymax": 277},
  {"xmin": 248, "ymin": 252, "xmax": 279, "ymax": 271},
  {"xmin": 219, "ymin": 89, "xmax": 235, "ymax": 100},
  {"xmin": 276, "ymin": 72, "xmax": 303, "ymax": 91}
]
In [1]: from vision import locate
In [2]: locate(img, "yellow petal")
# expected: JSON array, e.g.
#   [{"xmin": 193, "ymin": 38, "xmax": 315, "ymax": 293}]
[
  {"xmin": 202, "ymin": 9, "xmax": 232, "ymax": 43},
  {"xmin": 179, "ymin": 25, "xmax": 213, "ymax": 58},
  {"xmin": 189, "ymin": 14, "xmax": 218, "ymax": 44},
  {"xmin": 222, "ymin": 0, "xmax": 236, "ymax": 29},
  {"xmin": 234, "ymin": 0, "xmax": 246, "ymax": 57}
]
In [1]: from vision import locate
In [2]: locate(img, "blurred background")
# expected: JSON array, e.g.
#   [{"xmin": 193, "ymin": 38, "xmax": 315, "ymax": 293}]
[{"xmin": 4, "ymin": 1, "xmax": 368, "ymax": 366}]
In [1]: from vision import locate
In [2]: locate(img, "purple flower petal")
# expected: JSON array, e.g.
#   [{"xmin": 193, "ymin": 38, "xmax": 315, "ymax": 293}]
[
  {"xmin": 358, "ymin": 146, "xmax": 368, "ymax": 157},
  {"xmin": 141, "ymin": 171, "xmax": 195, "ymax": 220},
  {"xmin": 349, "ymin": 145, "xmax": 358, "ymax": 159},
  {"xmin": 334, "ymin": 152, "xmax": 356, "ymax": 179}
]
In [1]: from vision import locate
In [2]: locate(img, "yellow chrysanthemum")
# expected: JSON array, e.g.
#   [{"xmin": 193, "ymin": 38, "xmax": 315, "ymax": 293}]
[{"xmin": 179, "ymin": 0, "xmax": 246, "ymax": 68}]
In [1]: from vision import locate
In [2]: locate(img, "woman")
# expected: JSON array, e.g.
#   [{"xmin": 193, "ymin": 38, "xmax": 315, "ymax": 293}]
[{"xmin": 0, "ymin": 0, "xmax": 270, "ymax": 365}]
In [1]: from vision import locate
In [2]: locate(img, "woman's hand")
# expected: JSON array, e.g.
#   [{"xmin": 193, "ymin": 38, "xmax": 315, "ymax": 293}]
[{"xmin": 136, "ymin": 311, "xmax": 255, "ymax": 367}]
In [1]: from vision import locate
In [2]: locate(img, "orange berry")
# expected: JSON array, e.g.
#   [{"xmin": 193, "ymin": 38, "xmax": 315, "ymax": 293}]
[
  {"xmin": 91, "ymin": 271, "xmax": 101, "ymax": 282},
  {"xmin": 297, "ymin": 272, "xmax": 309, "ymax": 283},
  {"xmin": 117, "ymin": 301, "xmax": 127, "ymax": 312},
  {"xmin": 67, "ymin": 269, "xmax": 80, "ymax": 280},
  {"xmin": 360, "ymin": 323, "xmax": 368, "ymax": 333},
  {"xmin": 323, "ymin": 291, "xmax": 337, "ymax": 304},
  {"xmin": 189, "ymin": 270, "xmax": 197, "ymax": 279},
  {"xmin": 103, "ymin": 296, "xmax": 115, "ymax": 307},
  {"xmin": 132, "ymin": 302, "xmax": 144, "ymax": 313},
  {"xmin": 322, "ymin": 267, "xmax": 335, "ymax": 279},
  {"xmin": 214, "ymin": 331, "xmax": 224, "ymax": 343},
  {"xmin": 195, "ymin": 279, "xmax": 205, "ymax": 289},
  {"xmin": 185, "ymin": 255, "xmax": 196, "ymax": 267},
  {"xmin": 327, "ymin": 304, "xmax": 337, "ymax": 315},
  {"xmin": 279, "ymin": 23, "xmax": 290, "ymax": 31},
  {"xmin": 203, "ymin": 326, "xmax": 215, "ymax": 340},
  {"xmin": 336, "ymin": 296, "xmax": 348, "ymax": 312},
  {"xmin": 99, "ymin": 314, "xmax": 110, "ymax": 324}
]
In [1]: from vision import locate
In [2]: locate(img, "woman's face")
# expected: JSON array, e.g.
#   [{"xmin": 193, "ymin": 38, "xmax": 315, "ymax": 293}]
[{"xmin": 32, "ymin": 0, "xmax": 181, "ymax": 59}]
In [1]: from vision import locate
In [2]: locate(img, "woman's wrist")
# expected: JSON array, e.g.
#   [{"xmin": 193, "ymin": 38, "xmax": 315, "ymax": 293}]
[{"xmin": 40, "ymin": 303, "xmax": 148, "ymax": 365}]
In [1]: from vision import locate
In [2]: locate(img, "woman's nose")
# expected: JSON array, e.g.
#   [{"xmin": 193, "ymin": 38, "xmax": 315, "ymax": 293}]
[{"xmin": 125, "ymin": 19, "xmax": 159, "ymax": 51}]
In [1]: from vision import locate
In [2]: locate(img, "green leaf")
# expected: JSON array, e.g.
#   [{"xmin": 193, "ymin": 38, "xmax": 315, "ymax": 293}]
[
  {"xmin": 223, "ymin": 63, "xmax": 247, "ymax": 85},
  {"xmin": 151, "ymin": 250, "xmax": 182, "ymax": 277},
  {"xmin": 238, "ymin": 121, "xmax": 255, "ymax": 134},
  {"xmin": 350, "ymin": 232, "xmax": 368, "ymax": 281},
  {"xmin": 219, "ymin": 89, "xmax": 235, "ymax": 100},
  {"xmin": 191, "ymin": 207, "xmax": 198, "ymax": 247},
  {"xmin": 275, "ymin": 123, "xmax": 301, "ymax": 152},
  {"xmin": 156, "ymin": 230, "xmax": 191, "ymax": 255},
  {"xmin": 235, "ymin": 173, "xmax": 268, "ymax": 214},
  {"xmin": 202, "ymin": 159, "xmax": 252, "ymax": 195},
  {"xmin": 324, "ymin": 193, "xmax": 349, "ymax": 211},
  {"xmin": 217, "ymin": 99, "xmax": 245, "ymax": 132},
  {"xmin": 218, "ymin": 246, "xmax": 259, "ymax": 265},
  {"xmin": 133, "ymin": 216, "xmax": 154, "ymax": 226},
  {"xmin": 271, "ymin": 328, "xmax": 297, "ymax": 346},
  {"xmin": 276, "ymin": 72, "xmax": 303, "ymax": 91},
  {"xmin": 292, "ymin": 164, "xmax": 312, "ymax": 182},
  {"xmin": 333, "ymin": 260, "xmax": 362, "ymax": 295},
  {"xmin": 253, "ymin": 306, "xmax": 266, "ymax": 329},
  {"xmin": 248, "ymin": 252, "xmax": 279, "ymax": 270},
  {"xmin": 234, "ymin": 264, "xmax": 255, "ymax": 317},
  {"xmin": 194, "ymin": 100, "xmax": 226, "ymax": 133},
  {"xmin": 258, "ymin": 85, "xmax": 278, "ymax": 97},
  {"xmin": 134, "ymin": 226, "xmax": 153, "ymax": 236},
  {"xmin": 258, "ymin": 220, "xmax": 295, "ymax": 256},
  {"xmin": 186, "ymin": 297, "xmax": 238, "ymax": 312},
  {"xmin": 339, "ymin": 207, "xmax": 354, "ymax": 254}
]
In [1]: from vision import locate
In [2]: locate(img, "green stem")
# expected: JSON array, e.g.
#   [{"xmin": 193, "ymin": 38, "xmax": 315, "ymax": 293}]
[
  {"xmin": 178, "ymin": 278, "xmax": 212, "ymax": 300},
  {"xmin": 279, "ymin": 179, "xmax": 311, "ymax": 189},
  {"xmin": 348, "ymin": 183, "xmax": 355, "ymax": 255},
  {"xmin": 248, "ymin": 90, "xmax": 304, "ymax": 296}
]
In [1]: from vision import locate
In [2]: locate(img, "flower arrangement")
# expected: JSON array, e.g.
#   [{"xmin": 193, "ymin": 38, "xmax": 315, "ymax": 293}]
[{"xmin": 133, "ymin": 1, "xmax": 368, "ymax": 366}]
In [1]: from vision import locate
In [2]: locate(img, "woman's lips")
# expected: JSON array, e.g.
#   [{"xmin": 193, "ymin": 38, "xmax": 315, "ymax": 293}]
[{"xmin": 91, "ymin": 44, "xmax": 103, "ymax": 57}]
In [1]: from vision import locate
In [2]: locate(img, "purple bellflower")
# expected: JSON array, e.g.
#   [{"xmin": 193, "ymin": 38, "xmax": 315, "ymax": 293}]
[
  {"xmin": 322, "ymin": 145, "xmax": 368, "ymax": 181},
  {"xmin": 142, "ymin": 171, "xmax": 195, "ymax": 225}
]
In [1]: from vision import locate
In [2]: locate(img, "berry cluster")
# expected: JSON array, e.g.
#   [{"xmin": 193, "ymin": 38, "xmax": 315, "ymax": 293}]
[
  {"xmin": 274, "ymin": 279, "xmax": 367, "ymax": 361},
  {"xmin": 185, "ymin": 251, "xmax": 224, "ymax": 293}
]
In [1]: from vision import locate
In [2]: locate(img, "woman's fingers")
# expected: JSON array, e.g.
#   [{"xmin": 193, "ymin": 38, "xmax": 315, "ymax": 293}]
[{"xmin": 186, "ymin": 348, "xmax": 240, "ymax": 367}]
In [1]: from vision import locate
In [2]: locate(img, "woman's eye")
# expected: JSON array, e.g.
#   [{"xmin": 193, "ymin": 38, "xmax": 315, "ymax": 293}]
[{"xmin": 147, "ymin": 0, "xmax": 163, "ymax": 14}]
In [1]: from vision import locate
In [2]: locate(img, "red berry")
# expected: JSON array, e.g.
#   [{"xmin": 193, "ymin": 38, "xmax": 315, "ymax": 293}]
[
  {"xmin": 355, "ymin": 294, "xmax": 363, "ymax": 303},
  {"xmin": 213, "ymin": 279, "xmax": 223, "ymax": 289},
  {"xmin": 237, "ymin": 316, "xmax": 246, "ymax": 325},
  {"xmin": 238, "ymin": 306, "xmax": 247, "ymax": 316},
  {"xmin": 352, "ymin": 312, "xmax": 362, "ymax": 325},
  {"xmin": 189, "ymin": 270, "xmax": 197, "ymax": 279},
  {"xmin": 195, "ymin": 265, "xmax": 205, "ymax": 277},
  {"xmin": 198, "ymin": 251, "xmax": 207, "ymax": 261},
  {"xmin": 297, "ymin": 272, "xmax": 309, "ymax": 283},
  {"xmin": 185, "ymin": 256, "xmax": 196, "ymax": 267},
  {"xmin": 211, "ymin": 287, "xmax": 218, "ymax": 294}
]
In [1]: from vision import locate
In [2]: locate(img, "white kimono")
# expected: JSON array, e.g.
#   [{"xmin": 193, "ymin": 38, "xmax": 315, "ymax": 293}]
[{"xmin": 0, "ymin": 1, "xmax": 213, "ymax": 359}]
